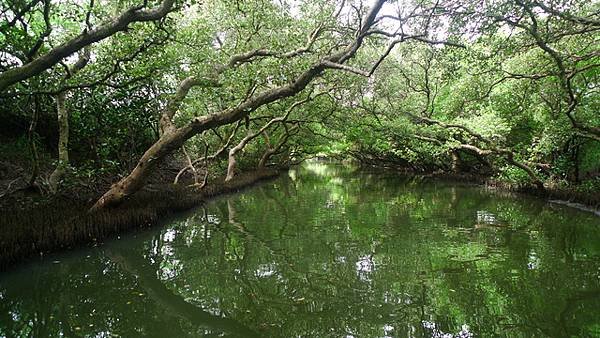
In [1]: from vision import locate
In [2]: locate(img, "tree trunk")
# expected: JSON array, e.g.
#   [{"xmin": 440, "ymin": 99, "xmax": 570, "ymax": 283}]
[
  {"xmin": 49, "ymin": 91, "xmax": 69, "ymax": 193},
  {"xmin": 181, "ymin": 145, "xmax": 199, "ymax": 184},
  {"xmin": 48, "ymin": 49, "xmax": 89, "ymax": 193},
  {"xmin": 505, "ymin": 153, "xmax": 545, "ymax": 191},
  {"xmin": 572, "ymin": 141, "xmax": 580, "ymax": 184},
  {"xmin": 258, "ymin": 124, "xmax": 296, "ymax": 169},
  {"xmin": 258, "ymin": 149, "xmax": 275, "ymax": 169},
  {"xmin": 225, "ymin": 149, "xmax": 238, "ymax": 182},
  {"xmin": 174, "ymin": 123, "xmax": 240, "ymax": 184},
  {"xmin": 225, "ymin": 134, "xmax": 250, "ymax": 182},
  {"xmin": 27, "ymin": 96, "xmax": 40, "ymax": 188},
  {"xmin": 91, "ymin": 0, "xmax": 386, "ymax": 210},
  {"xmin": 450, "ymin": 150, "xmax": 461, "ymax": 173},
  {"xmin": 90, "ymin": 127, "xmax": 193, "ymax": 211}
]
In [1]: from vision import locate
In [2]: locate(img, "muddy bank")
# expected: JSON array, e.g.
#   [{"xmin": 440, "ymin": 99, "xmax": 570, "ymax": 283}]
[{"xmin": 0, "ymin": 169, "xmax": 281, "ymax": 270}]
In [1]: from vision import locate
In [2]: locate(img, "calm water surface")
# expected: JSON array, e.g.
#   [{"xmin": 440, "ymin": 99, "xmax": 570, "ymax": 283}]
[{"xmin": 1, "ymin": 163, "xmax": 599, "ymax": 337}]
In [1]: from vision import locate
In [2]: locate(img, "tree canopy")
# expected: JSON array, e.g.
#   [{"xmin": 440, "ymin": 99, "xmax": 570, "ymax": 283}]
[{"xmin": 0, "ymin": 0, "xmax": 598, "ymax": 207}]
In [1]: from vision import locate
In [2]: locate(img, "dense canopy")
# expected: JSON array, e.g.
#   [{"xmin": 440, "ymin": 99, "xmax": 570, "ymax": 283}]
[{"xmin": 0, "ymin": 0, "xmax": 599, "ymax": 207}]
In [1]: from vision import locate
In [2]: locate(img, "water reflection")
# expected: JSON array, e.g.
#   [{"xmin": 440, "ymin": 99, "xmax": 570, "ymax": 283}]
[{"xmin": 1, "ymin": 163, "xmax": 599, "ymax": 337}]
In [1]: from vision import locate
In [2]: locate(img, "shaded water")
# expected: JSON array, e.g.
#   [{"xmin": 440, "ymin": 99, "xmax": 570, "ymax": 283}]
[{"xmin": 1, "ymin": 163, "xmax": 599, "ymax": 337}]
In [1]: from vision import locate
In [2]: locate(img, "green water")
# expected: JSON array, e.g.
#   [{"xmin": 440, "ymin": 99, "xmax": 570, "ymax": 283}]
[{"xmin": 1, "ymin": 163, "xmax": 599, "ymax": 337}]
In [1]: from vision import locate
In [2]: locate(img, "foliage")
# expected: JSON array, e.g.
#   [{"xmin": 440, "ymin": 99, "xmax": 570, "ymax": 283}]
[{"xmin": 0, "ymin": 0, "xmax": 598, "ymax": 193}]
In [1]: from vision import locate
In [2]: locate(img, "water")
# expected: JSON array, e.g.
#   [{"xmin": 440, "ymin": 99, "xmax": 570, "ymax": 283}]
[{"xmin": 1, "ymin": 163, "xmax": 599, "ymax": 337}]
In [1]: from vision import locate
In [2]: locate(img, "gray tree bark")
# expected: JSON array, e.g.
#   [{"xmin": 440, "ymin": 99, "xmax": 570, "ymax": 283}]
[
  {"xmin": 91, "ymin": 0, "xmax": 387, "ymax": 211},
  {"xmin": 48, "ymin": 49, "xmax": 90, "ymax": 193},
  {"xmin": 0, "ymin": 0, "xmax": 175, "ymax": 92}
]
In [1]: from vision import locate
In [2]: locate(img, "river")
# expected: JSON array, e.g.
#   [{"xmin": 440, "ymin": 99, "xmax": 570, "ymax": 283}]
[{"xmin": 1, "ymin": 163, "xmax": 599, "ymax": 337}]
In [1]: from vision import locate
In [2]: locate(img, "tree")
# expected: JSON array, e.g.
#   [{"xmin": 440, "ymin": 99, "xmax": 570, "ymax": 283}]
[
  {"xmin": 328, "ymin": 0, "xmax": 599, "ymax": 189},
  {"xmin": 0, "ymin": 0, "xmax": 176, "ymax": 92},
  {"xmin": 47, "ymin": 48, "xmax": 90, "ymax": 193},
  {"xmin": 91, "ymin": 0, "xmax": 390, "ymax": 210}
]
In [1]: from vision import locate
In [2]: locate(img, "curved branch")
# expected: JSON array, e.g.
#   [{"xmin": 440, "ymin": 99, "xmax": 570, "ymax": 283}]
[
  {"xmin": 91, "ymin": 0, "xmax": 387, "ymax": 210},
  {"xmin": 173, "ymin": 122, "xmax": 242, "ymax": 184},
  {"xmin": 224, "ymin": 96, "xmax": 310, "ymax": 181},
  {"xmin": 0, "ymin": 0, "xmax": 176, "ymax": 92}
]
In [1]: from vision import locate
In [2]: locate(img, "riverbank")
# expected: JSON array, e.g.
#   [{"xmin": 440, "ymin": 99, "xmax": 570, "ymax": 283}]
[
  {"xmin": 432, "ymin": 172, "xmax": 600, "ymax": 210},
  {"xmin": 0, "ymin": 169, "xmax": 282, "ymax": 270},
  {"xmin": 359, "ymin": 164, "xmax": 600, "ymax": 214}
]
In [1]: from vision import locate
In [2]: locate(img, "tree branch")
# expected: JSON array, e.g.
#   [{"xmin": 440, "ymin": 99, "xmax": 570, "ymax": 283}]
[{"xmin": 0, "ymin": 0, "xmax": 176, "ymax": 92}]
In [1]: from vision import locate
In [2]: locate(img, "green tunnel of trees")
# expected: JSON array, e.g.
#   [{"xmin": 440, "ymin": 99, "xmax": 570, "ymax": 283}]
[{"xmin": 0, "ymin": 0, "xmax": 598, "ymax": 209}]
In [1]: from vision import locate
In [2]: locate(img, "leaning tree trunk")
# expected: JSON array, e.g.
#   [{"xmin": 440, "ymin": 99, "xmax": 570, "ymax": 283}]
[
  {"xmin": 258, "ymin": 129, "xmax": 294, "ymax": 168},
  {"xmin": 91, "ymin": 127, "xmax": 192, "ymax": 211},
  {"xmin": 225, "ymin": 130, "xmax": 260, "ymax": 182},
  {"xmin": 226, "ymin": 110, "xmax": 300, "ymax": 181},
  {"xmin": 258, "ymin": 148, "xmax": 275, "ymax": 169},
  {"xmin": 258, "ymin": 132, "xmax": 273, "ymax": 169},
  {"xmin": 91, "ymin": 0, "xmax": 387, "ymax": 210},
  {"xmin": 174, "ymin": 122, "xmax": 240, "ymax": 184},
  {"xmin": 505, "ymin": 153, "xmax": 545, "ymax": 191}
]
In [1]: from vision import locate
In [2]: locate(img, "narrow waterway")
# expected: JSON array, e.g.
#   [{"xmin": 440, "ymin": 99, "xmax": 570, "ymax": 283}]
[{"xmin": 1, "ymin": 163, "xmax": 599, "ymax": 337}]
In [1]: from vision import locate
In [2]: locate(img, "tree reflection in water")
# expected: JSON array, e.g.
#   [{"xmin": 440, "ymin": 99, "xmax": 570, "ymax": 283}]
[{"xmin": 1, "ymin": 163, "xmax": 599, "ymax": 337}]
